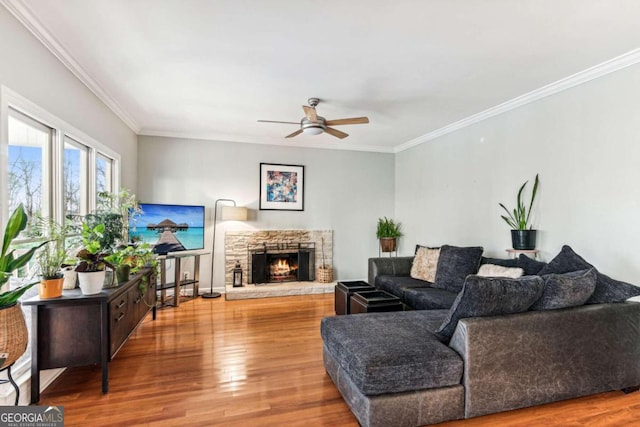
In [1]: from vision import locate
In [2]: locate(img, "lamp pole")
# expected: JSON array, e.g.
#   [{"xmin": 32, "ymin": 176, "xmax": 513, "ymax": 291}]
[{"xmin": 202, "ymin": 199, "xmax": 237, "ymax": 299}]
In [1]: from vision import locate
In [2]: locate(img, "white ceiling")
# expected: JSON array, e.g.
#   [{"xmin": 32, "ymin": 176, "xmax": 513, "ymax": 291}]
[{"xmin": 5, "ymin": 0, "xmax": 640, "ymax": 152}]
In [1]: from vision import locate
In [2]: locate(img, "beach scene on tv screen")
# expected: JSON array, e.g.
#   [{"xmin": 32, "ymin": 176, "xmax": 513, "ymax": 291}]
[{"xmin": 129, "ymin": 204, "xmax": 204, "ymax": 253}]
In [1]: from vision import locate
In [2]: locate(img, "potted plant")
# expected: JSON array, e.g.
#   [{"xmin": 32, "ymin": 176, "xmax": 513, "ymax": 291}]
[
  {"xmin": 499, "ymin": 174, "xmax": 540, "ymax": 250},
  {"xmin": 376, "ymin": 217, "xmax": 402, "ymax": 252},
  {"xmin": 317, "ymin": 237, "xmax": 333, "ymax": 283},
  {"xmin": 0, "ymin": 204, "xmax": 46, "ymax": 369},
  {"xmin": 75, "ymin": 222, "xmax": 112, "ymax": 295},
  {"xmin": 104, "ymin": 246, "xmax": 135, "ymax": 284},
  {"xmin": 34, "ymin": 216, "xmax": 69, "ymax": 299}
]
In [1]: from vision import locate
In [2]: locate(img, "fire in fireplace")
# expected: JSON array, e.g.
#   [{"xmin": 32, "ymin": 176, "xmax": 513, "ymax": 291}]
[
  {"xmin": 269, "ymin": 256, "xmax": 299, "ymax": 282},
  {"xmin": 248, "ymin": 242, "xmax": 315, "ymax": 284}
]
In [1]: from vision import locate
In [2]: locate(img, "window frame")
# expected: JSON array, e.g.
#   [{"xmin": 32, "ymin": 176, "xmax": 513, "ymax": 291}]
[{"xmin": 1, "ymin": 85, "xmax": 121, "ymax": 235}]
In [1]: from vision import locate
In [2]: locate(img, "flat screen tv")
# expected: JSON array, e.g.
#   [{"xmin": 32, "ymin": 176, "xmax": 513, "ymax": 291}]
[{"xmin": 129, "ymin": 203, "xmax": 205, "ymax": 255}]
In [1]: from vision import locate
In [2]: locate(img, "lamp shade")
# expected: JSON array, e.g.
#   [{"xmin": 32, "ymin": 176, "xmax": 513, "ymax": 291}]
[{"xmin": 221, "ymin": 206, "xmax": 248, "ymax": 221}]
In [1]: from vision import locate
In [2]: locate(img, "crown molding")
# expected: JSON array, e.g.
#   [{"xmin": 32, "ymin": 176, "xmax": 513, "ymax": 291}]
[
  {"xmin": 1, "ymin": 0, "xmax": 140, "ymax": 133},
  {"xmin": 138, "ymin": 129, "xmax": 396, "ymax": 153},
  {"xmin": 395, "ymin": 48, "xmax": 640, "ymax": 153}
]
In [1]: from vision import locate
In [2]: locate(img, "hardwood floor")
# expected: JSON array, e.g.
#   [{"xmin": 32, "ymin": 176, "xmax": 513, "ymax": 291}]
[{"xmin": 39, "ymin": 294, "xmax": 640, "ymax": 426}]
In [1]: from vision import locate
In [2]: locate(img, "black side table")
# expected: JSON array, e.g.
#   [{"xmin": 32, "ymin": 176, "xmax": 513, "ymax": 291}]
[
  {"xmin": 350, "ymin": 290, "xmax": 403, "ymax": 314},
  {"xmin": 335, "ymin": 281, "xmax": 375, "ymax": 315},
  {"xmin": 0, "ymin": 364, "xmax": 19, "ymax": 405}
]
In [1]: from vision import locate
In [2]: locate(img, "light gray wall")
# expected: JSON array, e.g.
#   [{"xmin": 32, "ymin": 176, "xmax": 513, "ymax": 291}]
[
  {"xmin": 137, "ymin": 135, "xmax": 395, "ymax": 289},
  {"xmin": 396, "ymin": 63, "xmax": 640, "ymax": 283},
  {"xmin": 0, "ymin": 7, "xmax": 138, "ymax": 188}
]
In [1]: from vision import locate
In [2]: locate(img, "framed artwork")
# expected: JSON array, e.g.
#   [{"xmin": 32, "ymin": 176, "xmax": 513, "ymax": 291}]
[{"xmin": 259, "ymin": 163, "xmax": 304, "ymax": 211}]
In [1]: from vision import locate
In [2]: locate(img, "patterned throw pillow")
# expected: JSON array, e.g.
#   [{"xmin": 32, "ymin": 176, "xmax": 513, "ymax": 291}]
[
  {"xmin": 477, "ymin": 264, "xmax": 524, "ymax": 279},
  {"xmin": 410, "ymin": 247, "xmax": 440, "ymax": 283}
]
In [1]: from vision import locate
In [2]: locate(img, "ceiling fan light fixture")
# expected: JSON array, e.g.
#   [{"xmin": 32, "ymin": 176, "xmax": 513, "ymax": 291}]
[{"xmin": 302, "ymin": 126, "xmax": 324, "ymax": 135}]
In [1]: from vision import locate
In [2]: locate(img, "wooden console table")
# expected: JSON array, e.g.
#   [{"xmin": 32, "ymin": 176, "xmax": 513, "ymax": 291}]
[{"xmin": 23, "ymin": 269, "xmax": 156, "ymax": 403}]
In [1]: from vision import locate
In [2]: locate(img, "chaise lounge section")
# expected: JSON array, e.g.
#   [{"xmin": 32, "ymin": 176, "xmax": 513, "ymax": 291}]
[{"xmin": 324, "ymin": 245, "xmax": 640, "ymax": 426}]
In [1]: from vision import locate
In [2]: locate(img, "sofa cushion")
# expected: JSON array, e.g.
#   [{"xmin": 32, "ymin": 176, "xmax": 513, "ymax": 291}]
[
  {"xmin": 411, "ymin": 246, "xmax": 441, "ymax": 282},
  {"xmin": 433, "ymin": 245, "xmax": 484, "ymax": 292},
  {"xmin": 517, "ymin": 254, "xmax": 547, "ymax": 275},
  {"xmin": 435, "ymin": 275, "xmax": 545, "ymax": 341},
  {"xmin": 375, "ymin": 274, "xmax": 430, "ymax": 298},
  {"xmin": 321, "ymin": 310, "xmax": 463, "ymax": 395},
  {"xmin": 531, "ymin": 269, "xmax": 597, "ymax": 311},
  {"xmin": 538, "ymin": 245, "xmax": 640, "ymax": 304},
  {"xmin": 477, "ymin": 264, "xmax": 524, "ymax": 278},
  {"xmin": 480, "ymin": 256, "xmax": 520, "ymax": 268},
  {"xmin": 403, "ymin": 287, "xmax": 458, "ymax": 310}
]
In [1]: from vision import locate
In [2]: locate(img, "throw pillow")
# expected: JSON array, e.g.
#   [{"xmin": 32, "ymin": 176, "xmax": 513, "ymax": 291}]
[
  {"xmin": 435, "ymin": 275, "xmax": 545, "ymax": 342},
  {"xmin": 517, "ymin": 254, "xmax": 547, "ymax": 275},
  {"xmin": 477, "ymin": 264, "xmax": 524, "ymax": 279},
  {"xmin": 410, "ymin": 246, "xmax": 440, "ymax": 283},
  {"xmin": 433, "ymin": 245, "xmax": 484, "ymax": 293},
  {"xmin": 480, "ymin": 256, "xmax": 520, "ymax": 268},
  {"xmin": 539, "ymin": 245, "xmax": 640, "ymax": 304},
  {"xmin": 530, "ymin": 269, "xmax": 597, "ymax": 311}
]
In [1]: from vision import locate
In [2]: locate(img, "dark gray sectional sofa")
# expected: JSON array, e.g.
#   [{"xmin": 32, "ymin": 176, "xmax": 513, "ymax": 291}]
[{"xmin": 322, "ymin": 245, "xmax": 640, "ymax": 426}]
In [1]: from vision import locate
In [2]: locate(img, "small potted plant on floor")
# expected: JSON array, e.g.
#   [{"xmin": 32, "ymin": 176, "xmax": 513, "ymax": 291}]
[
  {"xmin": 376, "ymin": 217, "xmax": 402, "ymax": 252},
  {"xmin": 0, "ymin": 204, "xmax": 47, "ymax": 369},
  {"xmin": 499, "ymin": 174, "xmax": 540, "ymax": 250}
]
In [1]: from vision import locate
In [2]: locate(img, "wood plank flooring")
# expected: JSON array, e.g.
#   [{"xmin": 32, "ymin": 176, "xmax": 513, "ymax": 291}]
[{"xmin": 39, "ymin": 294, "xmax": 640, "ymax": 426}]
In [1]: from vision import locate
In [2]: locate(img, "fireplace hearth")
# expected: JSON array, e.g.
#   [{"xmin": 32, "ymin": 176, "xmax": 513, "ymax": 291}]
[{"xmin": 249, "ymin": 243, "xmax": 315, "ymax": 284}]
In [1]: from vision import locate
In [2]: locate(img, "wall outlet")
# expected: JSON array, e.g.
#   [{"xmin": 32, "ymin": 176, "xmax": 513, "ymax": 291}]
[{"xmin": 184, "ymin": 271, "xmax": 190, "ymax": 281}]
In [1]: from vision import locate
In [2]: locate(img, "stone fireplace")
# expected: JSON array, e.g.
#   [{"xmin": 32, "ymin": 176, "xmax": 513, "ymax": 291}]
[{"xmin": 224, "ymin": 230, "xmax": 333, "ymax": 298}]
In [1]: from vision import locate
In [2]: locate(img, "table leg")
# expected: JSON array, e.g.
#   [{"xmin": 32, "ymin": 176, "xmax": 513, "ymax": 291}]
[
  {"xmin": 30, "ymin": 306, "xmax": 40, "ymax": 404},
  {"xmin": 174, "ymin": 257, "xmax": 181, "ymax": 307}
]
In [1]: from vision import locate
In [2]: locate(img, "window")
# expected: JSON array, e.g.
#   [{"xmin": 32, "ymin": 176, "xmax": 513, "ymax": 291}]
[
  {"xmin": 63, "ymin": 137, "xmax": 89, "ymax": 218},
  {"xmin": 96, "ymin": 153, "xmax": 113, "ymax": 198},
  {"xmin": 7, "ymin": 109, "xmax": 53, "ymax": 224},
  {"xmin": 1, "ymin": 87, "xmax": 121, "ymax": 237}
]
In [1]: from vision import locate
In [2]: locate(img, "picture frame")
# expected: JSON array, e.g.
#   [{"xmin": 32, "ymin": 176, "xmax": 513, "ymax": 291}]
[{"xmin": 259, "ymin": 163, "xmax": 305, "ymax": 211}]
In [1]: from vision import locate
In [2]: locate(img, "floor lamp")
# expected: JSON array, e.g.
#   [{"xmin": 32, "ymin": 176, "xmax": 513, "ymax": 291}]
[{"xmin": 202, "ymin": 199, "xmax": 248, "ymax": 299}]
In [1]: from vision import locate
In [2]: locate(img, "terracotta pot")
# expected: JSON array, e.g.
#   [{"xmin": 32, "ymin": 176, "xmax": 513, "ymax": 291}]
[
  {"xmin": 379, "ymin": 237, "xmax": 397, "ymax": 252},
  {"xmin": 0, "ymin": 303, "xmax": 28, "ymax": 369},
  {"xmin": 38, "ymin": 276, "xmax": 64, "ymax": 299}
]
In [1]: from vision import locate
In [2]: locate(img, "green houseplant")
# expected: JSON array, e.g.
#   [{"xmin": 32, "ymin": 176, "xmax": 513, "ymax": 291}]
[
  {"xmin": 34, "ymin": 216, "xmax": 69, "ymax": 299},
  {"xmin": 75, "ymin": 222, "xmax": 112, "ymax": 295},
  {"xmin": 0, "ymin": 204, "xmax": 47, "ymax": 369},
  {"xmin": 376, "ymin": 217, "xmax": 402, "ymax": 252},
  {"xmin": 499, "ymin": 174, "xmax": 540, "ymax": 250}
]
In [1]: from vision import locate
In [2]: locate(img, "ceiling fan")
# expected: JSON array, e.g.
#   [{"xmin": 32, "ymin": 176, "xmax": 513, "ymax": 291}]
[{"xmin": 258, "ymin": 98, "xmax": 369, "ymax": 139}]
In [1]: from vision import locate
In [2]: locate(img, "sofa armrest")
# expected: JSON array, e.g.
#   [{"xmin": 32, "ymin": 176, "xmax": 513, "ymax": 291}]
[
  {"xmin": 368, "ymin": 256, "xmax": 414, "ymax": 286},
  {"xmin": 449, "ymin": 302, "xmax": 640, "ymax": 419}
]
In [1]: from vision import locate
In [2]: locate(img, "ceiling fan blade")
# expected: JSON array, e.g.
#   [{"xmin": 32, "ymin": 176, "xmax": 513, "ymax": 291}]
[
  {"xmin": 285, "ymin": 129, "xmax": 303, "ymax": 138},
  {"xmin": 302, "ymin": 105, "xmax": 318, "ymax": 121},
  {"xmin": 325, "ymin": 117, "xmax": 370, "ymax": 126},
  {"xmin": 324, "ymin": 127, "xmax": 349, "ymax": 139},
  {"xmin": 257, "ymin": 120, "xmax": 299, "ymax": 124}
]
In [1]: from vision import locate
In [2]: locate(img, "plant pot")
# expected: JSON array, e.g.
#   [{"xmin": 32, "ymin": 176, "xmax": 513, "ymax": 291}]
[
  {"xmin": 116, "ymin": 265, "xmax": 131, "ymax": 283},
  {"xmin": 511, "ymin": 230, "xmax": 537, "ymax": 250},
  {"xmin": 62, "ymin": 268, "xmax": 77, "ymax": 289},
  {"xmin": 78, "ymin": 270, "xmax": 106, "ymax": 295},
  {"xmin": 0, "ymin": 303, "xmax": 28, "ymax": 369},
  {"xmin": 38, "ymin": 276, "xmax": 64, "ymax": 299},
  {"xmin": 379, "ymin": 237, "xmax": 397, "ymax": 252}
]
